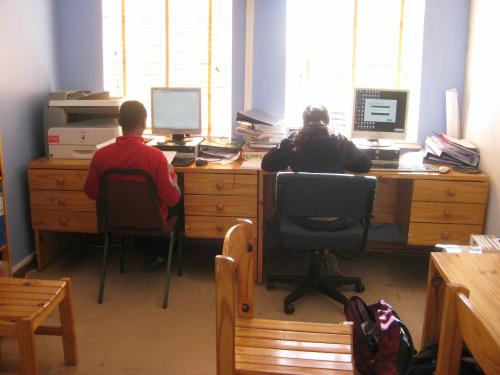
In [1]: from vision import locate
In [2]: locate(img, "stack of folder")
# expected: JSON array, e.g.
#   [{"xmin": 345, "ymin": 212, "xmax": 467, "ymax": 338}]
[
  {"xmin": 235, "ymin": 109, "xmax": 284, "ymax": 151},
  {"xmin": 424, "ymin": 133, "xmax": 480, "ymax": 167}
]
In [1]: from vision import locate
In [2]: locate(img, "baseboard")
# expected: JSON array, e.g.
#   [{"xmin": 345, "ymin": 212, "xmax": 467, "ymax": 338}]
[{"xmin": 13, "ymin": 253, "xmax": 36, "ymax": 276}]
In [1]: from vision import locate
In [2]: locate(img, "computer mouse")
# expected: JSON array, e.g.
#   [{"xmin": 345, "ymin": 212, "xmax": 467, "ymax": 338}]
[
  {"xmin": 438, "ymin": 166, "xmax": 450, "ymax": 174},
  {"xmin": 195, "ymin": 158, "xmax": 208, "ymax": 167}
]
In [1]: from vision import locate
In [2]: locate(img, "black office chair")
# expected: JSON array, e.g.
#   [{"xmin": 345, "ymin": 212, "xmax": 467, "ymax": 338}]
[
  {"xmin": 266, "ymin": 172, "xmax": 377, "ymax": 314},
  {"xmin": 97, "ymin": 169, "xmax": 183, "ymax": 308}
]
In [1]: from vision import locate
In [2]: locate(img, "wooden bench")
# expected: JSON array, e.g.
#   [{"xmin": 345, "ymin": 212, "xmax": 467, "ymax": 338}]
[
  {"xmin": 215, "ymin": 220, "xmax": 354, "ymax": 375},
  {"xmin": 0, "ymin": 277, "xmax": 77, "ymax": 375}
]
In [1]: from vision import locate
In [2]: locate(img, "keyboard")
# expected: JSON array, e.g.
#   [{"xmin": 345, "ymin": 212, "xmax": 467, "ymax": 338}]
[
  {"xmin": 172, "ymin": 156, "xmax": 195, "ymax": 167},
  {"xmin": 370, "ymin": 163, "xmax": 439, "ymax": 172}
]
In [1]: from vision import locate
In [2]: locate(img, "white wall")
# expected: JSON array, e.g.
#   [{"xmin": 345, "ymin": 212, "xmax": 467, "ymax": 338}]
[{"xmin": 463, "ymin": 1, "xmax": 500, "ymax": 234}]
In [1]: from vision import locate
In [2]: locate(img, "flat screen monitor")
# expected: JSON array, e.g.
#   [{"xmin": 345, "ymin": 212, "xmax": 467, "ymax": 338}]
[
  {"xmin": 151, "ymin": 87, "xmax": 201, "ymax": 141},
  {"xmin": 351, "ymin": 88, "xmax": 409, "ymax": 146}
]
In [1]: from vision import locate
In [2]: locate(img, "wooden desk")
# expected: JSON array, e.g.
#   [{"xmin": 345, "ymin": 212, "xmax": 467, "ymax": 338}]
[
  {"xmin": 421, "ymin": 253, "xmax": 500, "ymax": 351},
  {"xmin": 28, "ymin": 158, "xmax": 261, "ymax": 277},
  {"xmin": 28, "ymin": 158, "xmax": 489, "ymax": 283}
]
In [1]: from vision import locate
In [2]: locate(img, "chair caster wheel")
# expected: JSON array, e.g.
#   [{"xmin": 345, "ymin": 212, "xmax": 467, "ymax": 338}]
[
  {"xmin": 355, "ymin": 282, "xmax": 365, "ymax": 293},
  {"xmin": 284, "ymin": 303, "xmax": 295, "ymax": 315},
  {"xmin": 266, "ymin": 282, "xmax": 275, "ymax": 290}
]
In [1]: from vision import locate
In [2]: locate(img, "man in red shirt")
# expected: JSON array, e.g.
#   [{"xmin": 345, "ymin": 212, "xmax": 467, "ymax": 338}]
[{"xmin": 84, "ymin": 100, "xmax": 181, "ymax": 223}]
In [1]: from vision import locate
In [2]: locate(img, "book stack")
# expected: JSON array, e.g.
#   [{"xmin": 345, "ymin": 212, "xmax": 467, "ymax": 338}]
[
  {"xmin": 424, "ymin": 133, "xmax": 480, "ymax": 167},
  {"xmin": 235, "ymin": 109, "xmax": 284, "ymax": 153}
]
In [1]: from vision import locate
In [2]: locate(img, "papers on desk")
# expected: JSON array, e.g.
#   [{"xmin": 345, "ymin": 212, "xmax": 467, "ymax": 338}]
[
  {"xmin": 162, "ymin": 151, "xmax": 177, "ymax": 164},
  {"xmin": 240, "ymin": 158, "xmax": 262, "ymax": 170},
  {"xmin": 198, "ymin": 153, "xmax": 240, "ymax": 165}
]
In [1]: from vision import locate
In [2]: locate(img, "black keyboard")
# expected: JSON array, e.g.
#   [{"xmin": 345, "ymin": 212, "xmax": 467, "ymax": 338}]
[
  {"xmin": 172, "ymin": 156, "xmax": 195, "ymax": 167},
  {"xmin": 370, "ymin": 163, "xmax": 439, "ymax": 172}
]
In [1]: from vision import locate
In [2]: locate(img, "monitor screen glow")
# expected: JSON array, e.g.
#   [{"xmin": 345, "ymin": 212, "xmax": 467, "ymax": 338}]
[
  {"xmin": 351, "ymin": 88, "xmax": 409, "ymax": 142},
  {"xmin": 151, "ymin": 88, "xmax": 201, "ymax": 135}
]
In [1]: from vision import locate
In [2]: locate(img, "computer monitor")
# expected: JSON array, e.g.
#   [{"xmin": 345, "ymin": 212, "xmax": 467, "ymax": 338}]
[
  {"xmin": 151, "ymin": 87, "xmax": 202, "ymax": 142},
  {"xmin": 351, "ymin": 88, "xmax": 409, "ymax": 146}
]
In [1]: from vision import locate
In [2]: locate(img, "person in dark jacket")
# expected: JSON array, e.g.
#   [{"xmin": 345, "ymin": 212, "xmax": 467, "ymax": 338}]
[{"xmin": 261, "ymin": 105, "xmax": 371, "ymax": 173}]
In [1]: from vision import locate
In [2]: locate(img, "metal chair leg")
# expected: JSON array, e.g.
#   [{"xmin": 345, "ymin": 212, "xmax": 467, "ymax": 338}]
[
  {"xmin": 119, "ymin": 235, "xmax": 125, "ymax": 273},
  {"xmin": 162, "ymin": 228, "xmax": 177, "ymax": 308},
  {"xmin": 98, "ymin": 234, "xmax": 110, "ymax": 304},
  {"xmin": 176, "ymin": 234, "xmax": 183, "ymax": 277}
]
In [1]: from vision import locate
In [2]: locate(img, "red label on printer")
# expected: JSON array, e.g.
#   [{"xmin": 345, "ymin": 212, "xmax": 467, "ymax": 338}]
[{"xmin": 48, "ymin": 135, "xmax": 60, "ymax": 144}]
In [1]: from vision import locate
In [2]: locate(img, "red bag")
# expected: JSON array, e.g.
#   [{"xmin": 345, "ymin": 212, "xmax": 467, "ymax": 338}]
[{"xmin": 345, "ymin": 296, "xmax": 415, "ymax": 375}]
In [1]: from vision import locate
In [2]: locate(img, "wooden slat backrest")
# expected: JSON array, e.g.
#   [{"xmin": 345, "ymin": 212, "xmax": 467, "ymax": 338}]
[
  {"xmin": 216, "ymin": 220, "xmax": 254, "ymax": 375},
  {"xmin": 220, "ymin": 219, "xmax": 254, "ymax": 319},
  {"xmin": 215, "ymin": 255, "xmax": 236, "ymax": 375},
  {"xmin": 436, "ymin": 283, "xmax": 500, "ymax": 375}
]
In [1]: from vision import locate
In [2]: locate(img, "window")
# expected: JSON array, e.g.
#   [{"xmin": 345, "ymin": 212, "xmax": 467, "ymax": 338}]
[
  {"xmin": 285, "ymin": 0, "xmax": 425, "ymax": 141},
  {"xmin": 102, "ymin": 0, "xmax": 232, "ymax": 136}
]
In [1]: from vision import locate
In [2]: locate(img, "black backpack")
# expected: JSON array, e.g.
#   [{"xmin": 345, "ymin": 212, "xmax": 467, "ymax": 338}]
[{"xmin": 407, "ymin": 345, "xmax": 485, "ymax": 375}]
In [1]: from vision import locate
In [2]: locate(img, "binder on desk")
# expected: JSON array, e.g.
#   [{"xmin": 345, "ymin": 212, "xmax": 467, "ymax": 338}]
[{"xmin": 424, "ymin": 133, "xmax": 480, "ymax": 167}]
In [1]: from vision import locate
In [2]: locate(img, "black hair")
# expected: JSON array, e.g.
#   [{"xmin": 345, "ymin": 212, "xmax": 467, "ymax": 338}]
[
  {"xmin": 119, "ymin": 100, "xmax": 147, "ymax": 132},
  {"xmin": 302, "ymin": 105, "xmax": 330, "ymax": 126}
]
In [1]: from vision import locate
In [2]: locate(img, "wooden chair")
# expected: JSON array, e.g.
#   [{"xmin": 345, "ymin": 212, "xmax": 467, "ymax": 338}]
[
  {"xmin": 0, "ymin": 277, "xmax": 77, "ymax": 375},
  {"xmin": 215, "ymin": 220, "xmax": 354, "ymax": 375},
  {"xmin": 436, "ymin": 283, "xmax": 500, "ymax": 375}
]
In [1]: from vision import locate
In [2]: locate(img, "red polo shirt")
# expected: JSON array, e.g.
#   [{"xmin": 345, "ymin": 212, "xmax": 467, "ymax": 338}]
[{"xmin": 84, "ymin": 136, "xmax": 181, "ymax": 223}]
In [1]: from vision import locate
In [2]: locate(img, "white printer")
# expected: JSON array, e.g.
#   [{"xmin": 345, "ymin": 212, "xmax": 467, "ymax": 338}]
[{"xmin": 44, "ymin": 90, "xmax": 124, "ymax": 159}]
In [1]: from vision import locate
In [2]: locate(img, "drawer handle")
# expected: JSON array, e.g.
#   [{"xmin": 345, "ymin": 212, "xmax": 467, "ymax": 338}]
[
  {"xmin": 216, "ymin": 181, "xmax": 224, "ymax": 190},
  {"xmin": 441, "ymin": 231, "xmax": 450, "ymax": 239},
  {"xmin": 57, "ymin": 198, "xmax": 66, "ymax": 206},
  {"xmin": 444, "ymin": 209, "xmax": 451, "ymax": 217},
  {"xmin": 56, "ymin": 177, "xmax": 65, "ymax": 185},
  {"xmin": 216, "ymin": 203, "xmax": 224, "ymax": 211},
  {"xmin": 216, "ymin": 225, "xmax": 224, "ymax": 232},
  {"xmin": 446, "ymin": 189, "xmax": 456, "ymax": 197},
  {"xmin": 59, "ymin": 217, "xmax": 68, "ymax": 225}
]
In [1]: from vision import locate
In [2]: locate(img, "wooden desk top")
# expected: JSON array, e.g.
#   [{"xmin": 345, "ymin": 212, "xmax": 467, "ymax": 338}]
[
  {"xmin": 431, "ymin": 252, "xmax": 500, "ymax": 341},
  {"xmin": 29, "ymin": 157, "xmax": 488, "ymax": 181},
  {"xmin": 28, "ymin": 157, "xmax": 257, "ymax": 174}
]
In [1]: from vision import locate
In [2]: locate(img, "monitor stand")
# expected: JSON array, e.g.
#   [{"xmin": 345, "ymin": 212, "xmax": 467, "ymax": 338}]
[{"xmin": 171, "ymin": 133, "xmax": 190, "ymax": 145}]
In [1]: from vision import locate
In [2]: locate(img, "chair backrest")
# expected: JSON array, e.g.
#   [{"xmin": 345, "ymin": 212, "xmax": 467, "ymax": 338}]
[
  {"xmin": 215, "ymin": 219, "xmax": 254, "ymax": 375},
  {"xmin": 436, "ymin": 283, "xmax": 500, "ymax": 375},
  {"xmin": 98, "ymin": 169, "xmax": 165, "ymax": 233},
  {"xmin": 276, "ymin": 172, "xmax": 377, "ymax": 219}
]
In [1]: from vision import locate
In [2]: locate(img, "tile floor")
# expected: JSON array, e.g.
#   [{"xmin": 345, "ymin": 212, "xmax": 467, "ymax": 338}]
[{"xmin": 0, "ymin": 241, "xmax": 428, "ymax": 374}]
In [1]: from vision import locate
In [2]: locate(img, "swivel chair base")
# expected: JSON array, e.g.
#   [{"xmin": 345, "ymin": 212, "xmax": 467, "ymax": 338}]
[{"xmin": 266, "ymin": 250, "xmax": 364, "ymax": 315}]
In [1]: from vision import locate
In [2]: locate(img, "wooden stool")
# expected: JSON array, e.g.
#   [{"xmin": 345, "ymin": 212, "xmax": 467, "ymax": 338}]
[{"xmin": 0, "ymin": 277, "xmax": 77, "ymax": 375}]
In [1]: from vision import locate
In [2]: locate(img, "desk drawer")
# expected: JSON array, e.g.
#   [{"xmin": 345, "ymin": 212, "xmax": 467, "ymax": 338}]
[
  {"xmin": 410, "ymin": 201, "xmax": 485, "ymax": 225},
  {"xmin": 29, "ymin": 190, "xmax": 96, "ymax": 212},
  {"xmin": 184, "ymin": 173, "xmax": 257, "ymax": 196},
  {"xmin": 184, "ymin": 195, "xmax": 257, "ymax": 217},
  {"xmin": 29, "ymin": 169, "xmax": 88, "ymax": 191},
  {"xmin": 413, "ymin": 180, "xmax": 488, "ymax": 203},
  {"xmin": 31, "ymin": 209, "xmax": 97, "ymax": 233},
  {"xmin": 408, "ymin": 223, "xmax": 482, "ymax": 245},
  {"xmin": 184, "ymin": 216, "xmax": 256, "ymax": 239}
]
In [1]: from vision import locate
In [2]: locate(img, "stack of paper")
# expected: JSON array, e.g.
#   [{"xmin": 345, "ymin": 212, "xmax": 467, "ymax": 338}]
[
  {"xmin": 424, "ymin": 133, "xmax": 480, "ymax": 167},
  {"xmin": 235, "ymin": 109, "xmax": 284, "ymax": 151}
]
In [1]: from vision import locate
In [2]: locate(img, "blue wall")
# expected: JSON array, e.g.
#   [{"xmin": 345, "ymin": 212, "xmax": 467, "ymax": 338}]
[
  {"xmin": 56, "ymin": 0, "xmax": 104, "ymax": 90},
  {"xmin": 0, "ymin": 1, "xmax": 59, "ymax": 265},
  {"xmin": 251, "ymin": 0, "xmax": 286, "ymax": 118},
  {"xmin": 417, "ymin": 0, "xmax": 470, "ymax": 143},
  {"xmin": 231, "ymin": 0, "xmax": 247, "ymax": 137}
]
